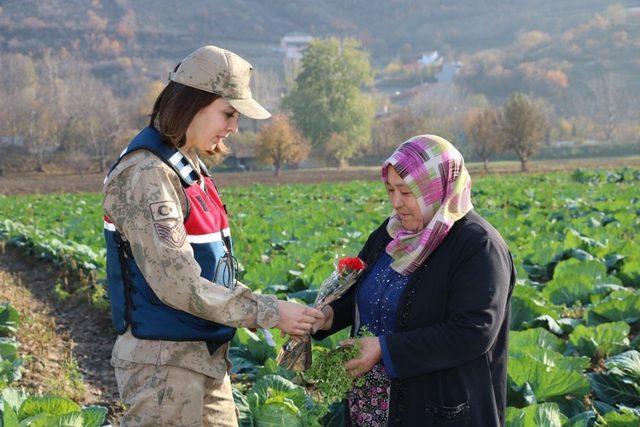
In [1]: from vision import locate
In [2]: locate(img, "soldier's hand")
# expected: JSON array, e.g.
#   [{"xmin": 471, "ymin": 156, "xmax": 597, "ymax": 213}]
[
  {"xmin": 276, "ymin": 301, "xmax": 325, "ymax": 336},
  {"xmin": 311, "ymin": 305, "xmax": 333, "ymax": 334}
]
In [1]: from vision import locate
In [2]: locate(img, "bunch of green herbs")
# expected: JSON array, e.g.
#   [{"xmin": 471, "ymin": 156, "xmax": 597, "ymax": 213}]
[{"xmin": 306, "ymin": 327, "xmax": 374, "ymax": 404}]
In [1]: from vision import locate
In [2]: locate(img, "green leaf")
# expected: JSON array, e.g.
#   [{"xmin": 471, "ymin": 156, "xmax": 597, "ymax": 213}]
[
  {"xmin": 557, "ymin": 318, "xmax": 583, "ymax": 334},
  {"xmin": 618, "ymin": 256, "xmax": 640, "ymax": 288},
  {"xmin": 231, "ymin": 328, "xmax": 276, "ymax": 365},
  {"xmin": 51, "ymin": 412, "xmax": 84, "ymax": 427},
  {"xmin": 605, "ymin": 350, "xmax": 640, "ymax": 380},
  {"xmin": 247, "ymin": 374, "xmax": 314, "ymax": 427},
  {"xmin": 510, "ymin": 286, "xmax": 560, "ymax": 330},
  {"xmin": 0, "ymin": 304, "xmax": 20, "ymax": 336},
  {"xmin": 589, "ymin": 372, "xmax": 640, "ymax": 406},
  {"xmin": 568, "ymin": 322, "xmax": 630, "ymax": 358},
  {"xmin": 233, "ymin": 388, "xmax": 254, "ymax": 427},
  {"xmin": 542, "ymin": 275, "xmax": 594, "ymax": 306},
  {"xmin": 563, "ymin": 229, "xmax": 606, "ymax": 253},
  {"xmin": 1, "ymin": 389, "xmax": 27, "ymax": 415},
  {"xmin": 510, "ymin": 346, "xmax": 589, "ymax": 374},
  {"xmin": 254, "ymin": 402, "xmax": 303, "ymax": 427},
  {"xmin": 250, "ymin": 375, "xmax": 308, "ymax": 411},
  {"xmin": 605, "ymin": 254, "xmax": 625, "ymax": 271},
  {"xmin": 508, "ymin": 357, "xmax": 590, "ymax": 402},
  {"xmin": 505, "ymin": 403, "xmax": 565, "ymax": 427},
  {"xmin": 80, "ymin": 406, "xmax": 107, "ymax": 427},
  {"xmin": 0, "ymin": 337, "xmax": 19, "ymax": 359},
  {"xmin": 590, "ymin": 291, "xmax": 640, "ymax": 324},
  {"xmin": 17, "ymin": 396, "xmax": 81, "ymax": 420},
  {"xmin": 256, "ymin": 358, "xmax": 295, "ymax": 381},
  {"xmin": 592, "ymin": 400, "xmax": 617, "ymax": 415},
  {"xmin": 510, "ymin": 328, "xmax": 565, "ymax": 353},
  {"xmin": 542, "ymin": 259, "xmax": 615, "ymax": 306},
  {"xmin": 17, "ymin": 413, "xmax": 57, "ymax": 427},
  {"xmin": 3, "ymin": 399, "xmax": 20, "ymax": 427},
  {"xmin": 507, "ymin": 379, "xmax": 537, "ymax": 407},
  {"xmin": 554, "ymin": 354, "xmax": 591, "ymax": 373},
  {"xmin": 596, "ymin": 407, "xmax": 640, "ymax": 426},
  {"xmin": 521, "ymin": 315, "xmax": 563, "ymax": 335},
  {"xmin": 564, "ymin": 410, "xmax": 595, "ymax": 427}
]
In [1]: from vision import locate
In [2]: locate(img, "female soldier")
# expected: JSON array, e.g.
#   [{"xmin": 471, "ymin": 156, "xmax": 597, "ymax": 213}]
[
  {"xmin": 103, "ymin": 45, "xmax": 324, "ymax": 426},
  {"xmin": 313, "ymin": 135, "xmax": 515, "ymax": 426}
]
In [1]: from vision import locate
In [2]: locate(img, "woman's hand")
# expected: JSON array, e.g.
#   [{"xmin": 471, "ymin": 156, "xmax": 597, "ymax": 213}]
[
  {"xmin": 311, "ymin": 305, "xmax": 334, "ymax": 334},
  {"xmin": 276, "ymin": 301, "xmax": 325, "ymax": 336},
  {"xmin": 342, "ymin": 336, "xmax": 382, "ymax": 378}
]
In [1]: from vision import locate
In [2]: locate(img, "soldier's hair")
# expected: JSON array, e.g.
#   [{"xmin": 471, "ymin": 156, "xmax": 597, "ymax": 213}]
[{"xmin": 149, "ymin": 64, "xmax": 221, "ymax": 149}]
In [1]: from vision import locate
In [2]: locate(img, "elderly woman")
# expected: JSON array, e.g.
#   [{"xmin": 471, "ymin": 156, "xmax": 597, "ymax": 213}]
[{"xmin": 313, "ymin": 135, "xmax": 515, "ymax": 426}]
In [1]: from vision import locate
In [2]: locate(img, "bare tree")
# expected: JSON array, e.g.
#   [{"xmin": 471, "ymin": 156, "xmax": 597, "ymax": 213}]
[
  {"xmin": 408, "ymin": 83, "xmax": 489, "ymax": 144},
  {"xmin": 0, "ymin": 51, "xmax": 134, "ymax": 172},
  {"xmin": 372, "ymin": 107, "xmax": 427, "ymax": 156},
  {"xmin": 0, "ymin": 53, "xmax": 38, "ymax": 145},
  {"xmin": 584, "ymin": 71, "xmax": 625, "ymax": 142},
  {"xmin": 464, "ymin": 107, "xmax": 503, "ymax": 172},
  {"xmin": 500, "ymin": 93, "xmax": 549, "ymax": 172}
]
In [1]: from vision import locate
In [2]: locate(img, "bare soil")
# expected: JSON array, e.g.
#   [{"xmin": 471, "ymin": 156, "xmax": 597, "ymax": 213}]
[
  {"xmin": 0, "ymin": 244, "xmax": 123, "ymax": 424},
  {"xmin": 1, "ymin": 156, "xmax": 639, "ymax": 195}
]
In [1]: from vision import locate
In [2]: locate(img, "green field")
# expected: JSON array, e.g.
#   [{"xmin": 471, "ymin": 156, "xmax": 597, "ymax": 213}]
[{"xmin": 1, "ymin": 168, "xmax": 639, "ymax": 425}]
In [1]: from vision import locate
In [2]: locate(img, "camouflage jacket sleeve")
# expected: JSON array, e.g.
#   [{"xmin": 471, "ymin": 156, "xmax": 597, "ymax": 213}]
[{"xmin": 103, "ymin": 153, "xmax": 279, "ymax": 329}]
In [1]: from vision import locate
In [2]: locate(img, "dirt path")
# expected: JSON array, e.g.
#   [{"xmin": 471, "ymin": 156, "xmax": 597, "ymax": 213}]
[
  {"xmin": 0, "ymin": 244, "xmax": 123, "ymax": 424},
  {"xmin": 2, "ymin": 155, "xmax": 639, "ymax": 195}
]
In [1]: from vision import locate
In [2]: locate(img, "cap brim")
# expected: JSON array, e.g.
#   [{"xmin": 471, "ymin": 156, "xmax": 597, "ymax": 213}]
[{"xmin": 227, "ymin": 98, "xmax": 271, "ymax": 120}]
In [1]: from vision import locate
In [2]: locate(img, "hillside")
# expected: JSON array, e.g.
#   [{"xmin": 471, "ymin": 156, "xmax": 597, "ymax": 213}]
[
  {"xmin": 0, "ymin": 0, "xmax": 636, "ymax": 72},
  {"xmin": 0, "ymin": 0, "xmax": 638, "ymax": 132}
]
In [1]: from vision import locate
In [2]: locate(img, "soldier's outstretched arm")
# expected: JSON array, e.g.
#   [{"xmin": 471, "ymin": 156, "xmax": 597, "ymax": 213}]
[{"xmin": 104, "ymin": 160, "xmax": 279, "ymax": 330}]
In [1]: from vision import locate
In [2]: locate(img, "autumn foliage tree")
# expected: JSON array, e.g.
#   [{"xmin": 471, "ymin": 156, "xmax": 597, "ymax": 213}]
[
  {"xmin": 464, "ymin": 107, "xmax": 503, "ymax": 172},
  {"xmin": 500, "ymin": 93, "xmax": 549, "ymax": 172},
  {"xmin": 256, "ymin": 115, "xmax": 310, "ymax": 176}
]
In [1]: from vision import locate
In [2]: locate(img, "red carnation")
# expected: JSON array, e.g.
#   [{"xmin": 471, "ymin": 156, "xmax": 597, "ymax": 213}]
[{"xmin": 338, "ymin": 256, "xmax": 367, "ymax": 274}]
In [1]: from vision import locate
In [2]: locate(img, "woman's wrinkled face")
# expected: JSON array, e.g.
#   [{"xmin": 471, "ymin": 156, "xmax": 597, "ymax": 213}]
[
  {"xmin": 184, "ymin": 97, "xmax": 240, "ymax": 155},
  {"xmin": 385, "ymin": 166, "xmax": 428, "ymax": 232}
]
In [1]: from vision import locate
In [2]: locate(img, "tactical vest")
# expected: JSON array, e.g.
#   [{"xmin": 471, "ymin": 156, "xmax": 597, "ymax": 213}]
[{"xmin": 104, "ymin": 127, "xmax": 236, "ymax": 352}]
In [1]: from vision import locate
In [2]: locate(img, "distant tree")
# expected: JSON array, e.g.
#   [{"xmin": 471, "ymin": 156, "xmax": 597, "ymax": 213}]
[
  {"xmin": 115, "ymin": 8, "xmax": 136, "ymax": 41},
  {"xmin": 584, "ymin": 71, "xmax": 624, "ymax": 142},
  {"xmin": 137, "ymin": 80, "xmax": 165, "ymax": 126},
  {"xmin": 249, "ymin": 69, "xmax": 282, "ymax": 130},
  {"xmin": 323, "ymin": 132, "xmax": 354, "ymax": 168},
  {"xmin": 256, "ymin": 115, "xmax": 310, "ymax": 176},
  {"xmin": 0, "ymin": 53, "xmax": 37, "ymax": 139},
  {"xmin": 500, "ymin": 93, "xmax": 549, "ymax": 172},
  {"xmin": 372, "ymin": 107, "xmax": 426, "ymax": 156},
  {"xmin": 516, "ymin": 31, "xmax": 551, "ymax": 51},
  {"xmin": 464, "ymin": 107, "xmax": 503, "ymax": 172},
  {"xmin": 86, "ymin": 10, "xmax": 108, "ymax": 31},
  {"xmin": 400, "ymin": 42, "xmax": 414, "ymax": 62},
  {"xmin": 408, "ymin": 85, "xmax": 489, "ymax": 149},
  {"xmin": 283, "ymin": 37, "xmax": 374, "ymax": 166}
]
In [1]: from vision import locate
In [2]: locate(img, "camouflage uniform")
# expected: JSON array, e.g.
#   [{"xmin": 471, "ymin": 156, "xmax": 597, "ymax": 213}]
[{"xmin": 104, "ymin": 149, "xmax": 279, "ymax": 426}]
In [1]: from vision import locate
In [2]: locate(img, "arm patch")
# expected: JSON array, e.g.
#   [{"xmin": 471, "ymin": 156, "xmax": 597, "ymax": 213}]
[
  {"xmin": 149, "ymin": 201, "xmax": 180, "ymax": 222},
  {"xmin": 154, "ymin": 221, "xmax": 187, "ymax": 248}
]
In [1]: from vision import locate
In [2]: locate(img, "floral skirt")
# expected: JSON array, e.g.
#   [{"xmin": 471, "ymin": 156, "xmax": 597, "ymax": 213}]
[{"xmin": 347, "ymin": 363, "xmax": 391, "ymax": 427}]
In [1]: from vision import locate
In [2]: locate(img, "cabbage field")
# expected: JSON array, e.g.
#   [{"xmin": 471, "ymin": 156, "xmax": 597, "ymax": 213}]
[{"xmin": 0, "ymin": 168, "xmax": 639, "ymax": 426}]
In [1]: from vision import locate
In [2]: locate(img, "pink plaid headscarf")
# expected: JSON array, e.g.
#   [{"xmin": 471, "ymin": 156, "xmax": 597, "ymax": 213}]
[{"xmin": 382, "ymin": 135, "xmax": 473, "ymax": 275}]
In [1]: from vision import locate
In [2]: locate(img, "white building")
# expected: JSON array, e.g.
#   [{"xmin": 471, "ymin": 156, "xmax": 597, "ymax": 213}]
[
  {"xmin": 419, "ymin": 51, "xmax": 440, "ymax": 67},
  {"xmin": 281, "ymin": 33, "xmax": 313, "ymax": 82}
]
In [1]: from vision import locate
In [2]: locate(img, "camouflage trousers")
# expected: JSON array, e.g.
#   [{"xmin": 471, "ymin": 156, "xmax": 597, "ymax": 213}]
[{"xmin": 115, "ymin": 362, "xmax": 238, "ymax": 426}]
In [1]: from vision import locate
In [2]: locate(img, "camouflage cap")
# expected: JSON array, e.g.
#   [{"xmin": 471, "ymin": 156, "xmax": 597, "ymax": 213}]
[{"xmin": 169, "ymin": 45, "xmax": 271, "ymax": 120}]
